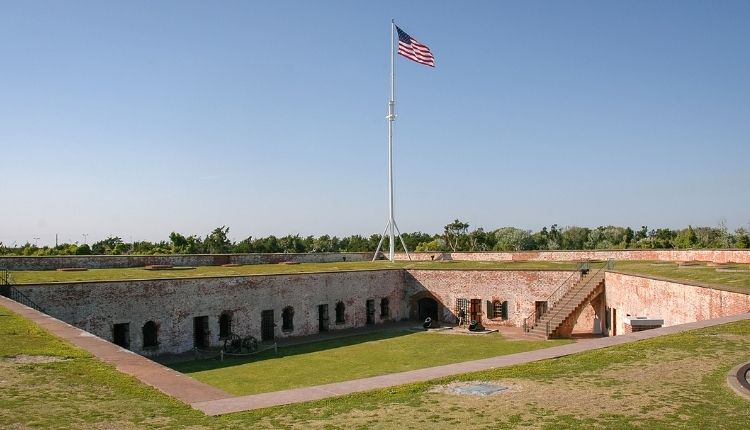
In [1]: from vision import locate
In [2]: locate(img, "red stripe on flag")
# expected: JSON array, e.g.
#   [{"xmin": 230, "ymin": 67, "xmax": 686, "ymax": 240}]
[{"xmin": 396, "ymin": 25, "xmax": 435, "ymax": 67}]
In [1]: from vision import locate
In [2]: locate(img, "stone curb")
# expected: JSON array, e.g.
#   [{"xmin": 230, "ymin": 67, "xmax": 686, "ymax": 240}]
[{"xmin": 727, "ymin": 361, "xmax": 750, "ymax": 401}]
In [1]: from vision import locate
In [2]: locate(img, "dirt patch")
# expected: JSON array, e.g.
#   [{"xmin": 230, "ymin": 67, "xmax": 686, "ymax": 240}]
[
  {"xmin": 430, "ymin": 381, "xmax": 513, "ymax": 396},
  {"xmin": 4, "ymin": 355, "xmax": 70, "ymax": 364}
]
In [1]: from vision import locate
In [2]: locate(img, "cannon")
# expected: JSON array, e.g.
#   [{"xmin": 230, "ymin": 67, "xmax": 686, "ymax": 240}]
[{"xmin": 222, "ymin": 333, "xmax": 259, "ymax": 353}]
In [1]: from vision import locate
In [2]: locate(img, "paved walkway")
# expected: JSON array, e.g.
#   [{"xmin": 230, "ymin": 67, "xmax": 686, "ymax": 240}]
[
  {"xmin": 193, "ymin": 312, "xmax": 750, "ymax": 415},
  {"xmin": 2, "ymin": 295, "xmax": 748, "ymax": 416}
]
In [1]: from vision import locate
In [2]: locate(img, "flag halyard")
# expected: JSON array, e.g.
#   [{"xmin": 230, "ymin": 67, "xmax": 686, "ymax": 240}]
[{"xmin": 395, "ymin": 25, "xmax": 435, "ymax": 67}]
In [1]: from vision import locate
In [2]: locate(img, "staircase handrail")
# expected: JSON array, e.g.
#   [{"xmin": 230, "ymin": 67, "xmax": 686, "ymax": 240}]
[
  {"xmin": 523, "ymin": 260, "xmax": 588, "ymax": 332},
  {"xmin": 1, "ymin": 269, "xmax": 11, "ymax": 285},
  {"xmin": 544, "ymin": 259, "xmax": 613, "ymax": 336},
  {"xmin": 0, "ymin": 269, "xmax": 45, "ymax": 313}
]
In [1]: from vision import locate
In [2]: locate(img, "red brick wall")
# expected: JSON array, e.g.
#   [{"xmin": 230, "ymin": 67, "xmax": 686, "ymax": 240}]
[
  {"xmin": 604, "ymin": 272, "xmax": 750, "ymax": 336},
  {"xmin": 404, "ymin": 269, "xmax": 580, "ymax": 327},
  {"xmin": 14, "ymin": 270, "xmax": 406, "ymax": 354}
]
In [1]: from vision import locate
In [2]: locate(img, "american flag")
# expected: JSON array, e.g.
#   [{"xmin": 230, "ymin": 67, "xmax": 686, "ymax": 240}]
[{"xmin": 396, "ymin": 25, "xmax": 435, "ymax": 67}]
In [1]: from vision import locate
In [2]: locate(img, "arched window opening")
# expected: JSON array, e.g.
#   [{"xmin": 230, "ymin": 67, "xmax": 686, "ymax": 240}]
[
  {"xmin": 219, "ymin": 312, "xmax": 232, "ymax": 339},
  {"xmin": 335, "ymin": 301, "xmax": 346, "ymax": 324},
  {"xmin": 282, "ymin": 306, "xmax": 294, "ymax": 332},
  {"xmin": 380, "ymin": 298, "xmax": 390, "ymax": 319},
  {"xmin": 142, "ymin": 320, "xmax": 158, "ymax": 349}
]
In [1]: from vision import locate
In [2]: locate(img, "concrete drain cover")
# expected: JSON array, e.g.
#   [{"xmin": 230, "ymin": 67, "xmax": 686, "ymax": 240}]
[{"xmin": 445, "ymin": 382, "xmax": 509, "ymax": 396}]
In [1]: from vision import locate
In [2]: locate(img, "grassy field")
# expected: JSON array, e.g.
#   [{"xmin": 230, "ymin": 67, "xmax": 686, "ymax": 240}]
[
  {"xmin": 7, "ymin": 260, "xmax": 579, "ymax": 284},
  {"xmin": 170, "ymin": 330, "xmax": 570, "ymax": 395},
  {"xmin": 6, "ymin": 259, "xmax": 750, "ymax": 291},
  {"xmin": 615, "ymin": 261, "xmax": 750, "ymax": 290},
  {"xmin": 3, "ymin": 303, "xmax": 750, "ymax": 429}
]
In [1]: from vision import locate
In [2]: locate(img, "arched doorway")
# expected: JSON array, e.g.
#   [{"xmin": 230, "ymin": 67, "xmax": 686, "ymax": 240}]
[
  {"xmin": 142, "ymin": 320, "xmax": 158, "ymax": 349},
  {"xmin": 417, "ymin": 297, "xmax": 438, "ymax": 321}
]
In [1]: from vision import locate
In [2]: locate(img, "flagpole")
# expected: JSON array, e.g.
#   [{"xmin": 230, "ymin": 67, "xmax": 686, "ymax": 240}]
[
  {"xmin": 373, "ymin": 20, "xmax": 411, "ymax": 262},
  {"xmin": 388, "ymin": 19, "xmax": 396, "ymax": 262}
]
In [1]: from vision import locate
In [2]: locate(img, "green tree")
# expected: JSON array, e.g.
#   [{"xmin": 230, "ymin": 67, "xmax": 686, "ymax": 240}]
[
  {"xmin": 91, "ymin": 237, "xmax": 124, "ymax": 255},
  {"xmin": 279, "ymin": 235, "xmax": 306, "ymax": 253},
  {"xmin": 624, "ymin": 227, "xmax": 635, "ymax": 248},
  {"xmin": 252, "ymin": 235, "xmax": 280, "ymax": 253},
  {"xmin": 734, "ymin": 228, "xmax": 750, "ymax": 248},
  {"xmin": 204, "ymin": 226, "xmax": 231, "ymax": 254},
  {"xmin": 415, "ymin": 238, "xmax": 447, "ymax": 252},
  {"xmin": 492, "ymin": 227, "xmax": 533, "ymax": 251},
  {"xmin": 444, "ymin": 219, "xmax": 470, "ymax": 252},
  {"xmin": 169, "ymin": 232, "xmax": 188, "ymax": 253},
  {"xmin": 649, "ymin": 228, "xmax": 675, "ymax": 249},
  {"xmin": 401, "ymin": 232, "xmax": 434, "ymax": 253},
  {"xmin": 467, "ymin": 228, "xmax": 494, "ymax": 251},
  {"xmin": 75, "ymin": 243, "xmax": 91, "ymax": 255},
  {"xmin": 561, "ymin": 226, "xmax": 590, "ymax": 250},
  {"xmin": 674, "ymin": 226, "xmax": 698, "ymax": 249}
]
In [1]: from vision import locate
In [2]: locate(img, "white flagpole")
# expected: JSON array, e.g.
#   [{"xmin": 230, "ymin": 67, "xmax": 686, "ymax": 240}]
[
  {"xmin": 373, "ymin": 20, "xmax": 411, "ymax": 263},
  {"xmin": 388, "ymin": 20, "xmax": 396, "ymax": 262}
]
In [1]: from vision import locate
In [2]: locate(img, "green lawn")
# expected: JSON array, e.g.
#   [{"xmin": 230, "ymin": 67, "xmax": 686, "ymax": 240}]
[
  {"xmin": 615, "ymin": 260, "xmax": 750, "ymax": 291},
  {"xmin": 170, "ymin": 330, "xmax": 570, "ymax": 395},
  {"xmin": 8, "ymin": 260, "xmax": 579, "ymax": 284},
  {"xmin": 8, "ymin": 259, "xmax": 750, "ymax": 293},
  {"xmin": 2, "ymin": 303, "xmax": 749, "ymax": 429}
]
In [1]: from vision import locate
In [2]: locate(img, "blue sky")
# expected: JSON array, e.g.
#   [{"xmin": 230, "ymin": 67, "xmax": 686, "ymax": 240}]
[{"xmin": 1, "ymin": 1, "xmax": 749, "ymax": 246}]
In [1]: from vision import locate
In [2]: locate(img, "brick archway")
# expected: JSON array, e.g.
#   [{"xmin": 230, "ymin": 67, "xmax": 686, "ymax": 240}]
[{"xmin": 409, "ymin": 291, "xmax": 443, "ymax": 321}]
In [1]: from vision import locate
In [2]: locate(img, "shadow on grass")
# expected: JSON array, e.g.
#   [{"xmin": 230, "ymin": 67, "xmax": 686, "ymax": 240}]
[{"xmin": 166, "ymin": 327, "xmax": 416, "ymax": 374}]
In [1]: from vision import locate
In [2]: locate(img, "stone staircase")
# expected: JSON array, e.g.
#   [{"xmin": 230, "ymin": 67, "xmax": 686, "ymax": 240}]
[{"xmin": 525, "ymin": 264, "xmax": 607, "ymax": 339}]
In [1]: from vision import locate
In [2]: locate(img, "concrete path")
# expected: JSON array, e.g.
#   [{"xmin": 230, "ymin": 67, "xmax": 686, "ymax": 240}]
[
  {"xmin": 194, "ymin": 312, "xmax": 750, "ymax": 415},
  {"xmin": 2, "ymin": 295, "xmax": 748, "ymax": 416}
]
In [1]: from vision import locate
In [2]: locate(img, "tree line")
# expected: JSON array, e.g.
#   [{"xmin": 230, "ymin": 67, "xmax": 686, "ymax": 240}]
[{"xmin": 1, "ymin": 221, "xmax": 748, "ymax": 257}]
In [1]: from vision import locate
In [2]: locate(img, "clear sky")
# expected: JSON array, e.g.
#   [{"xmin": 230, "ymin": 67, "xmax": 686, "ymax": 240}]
[{"xmin": 2, "ymin": 1, "xmax": 749, "ymax": 246}]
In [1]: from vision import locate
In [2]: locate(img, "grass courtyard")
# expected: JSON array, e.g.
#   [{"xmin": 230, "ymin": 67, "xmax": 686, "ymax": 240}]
[
  {"xmin": 6, "ymin": 260, "xmax": 579, "ymax": 284},
  {"xmin": 2, "ymin": 302, "xmax": 750, "ymax": 429},
  {"xmin": 7, "ymin": 259, "xmax": 750, "ymax": 292},
  {"xmin": 169, "ymin": 329, "xmax": 571, "ymax": 395},
  {"xmin": 614, "ymin": 260, "xmax": 750, "ymax": 291}
]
